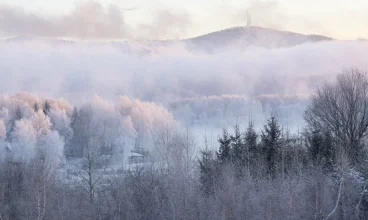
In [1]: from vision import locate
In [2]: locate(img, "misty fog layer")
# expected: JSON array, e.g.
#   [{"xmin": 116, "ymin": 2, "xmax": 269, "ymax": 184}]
[{"xmin": 0, "ymin": 39, "xmax": 367, "ymax": 130}]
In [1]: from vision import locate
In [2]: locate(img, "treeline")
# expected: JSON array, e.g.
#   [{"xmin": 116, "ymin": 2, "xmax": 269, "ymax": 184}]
[
  {"xmin": 1, "ymin": 69, "xmax": 368, "ymax": 220},
  {"xmin": 198, "ymin": 116, "xmax": 354, "ymax": 219}
]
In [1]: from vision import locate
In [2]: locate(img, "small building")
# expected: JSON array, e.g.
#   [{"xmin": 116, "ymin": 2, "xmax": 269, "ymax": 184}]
[{"xmin": 128, "ymin": 152, "xmax": 145, "ymax": 164}]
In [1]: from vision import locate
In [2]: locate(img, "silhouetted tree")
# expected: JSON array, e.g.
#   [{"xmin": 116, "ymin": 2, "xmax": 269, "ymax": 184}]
[
  {"xmin": 217, "ymin": 129, "xmax": 232, "ymax": 164},
  {"xmin": 244, "ymin": 121, "xmax": 258, "ymax": 174},
  {"xmin": 6, "ymin": 106, "xmax": 23, "ymax": 141},
  {"xmin": 261, "ymin": 116, "xmax": 283, "ymax": 178},
  {"xmin": 67, "ymin": 107, "xmax": 80, "ymax": 157},
  {"xmin": 33, "ymin": 102, "xmax": 40, "ymax": 112},
  {"xmin": 231, "ymin": 121, "xmax": 244, "ymax": 166},
  {"xmin": 199, "ymin": 149, "xmax": 217, "ymax": 195},
  {"xmin": 43, "ymin": 101, "xmax": 51, "ymax": 116},
  {"xmin": 306, "ymin": 126, "xmax": 335, "ymax": 171}
]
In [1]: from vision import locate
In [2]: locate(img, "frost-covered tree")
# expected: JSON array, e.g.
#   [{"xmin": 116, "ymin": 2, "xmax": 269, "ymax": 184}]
[
  {"xmin": 26, "ymin": 131, "xmax": 63, "ymax": 220},
  {"xmin": 244, "ymin": 121, "xmax": 258, "ymax": 175},
  {"xmin": 305, "ymin": 69, "xmax": 368, "ymax": 165},
  {"xmin": 42, "ymin": 101, "xmax": 51, "ymax": 116},
  {"xmin": 261, "ymin": 116, "xmax": 283, "ymax": 178},
  {"xmin": 199, "ymin": 148, "xmax": 217, "ymax": 195},
  {"xmin": 305, "ymin": 126, "xmax": 335, "ymax": 171},
  {"xmin": 231, "ymin": 121, "xmax": 243, "ymax": 165},
  {"xmin": 69, "ymin": 98, "xmax": 130, "ymax": 206},
  {"xmin": 217, "ymin": 129, "xmax": 232, "ymax": 164}
]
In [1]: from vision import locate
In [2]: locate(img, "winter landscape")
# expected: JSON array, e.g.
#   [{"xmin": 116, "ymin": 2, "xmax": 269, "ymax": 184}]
[{"xmin": 1, "ymin": 1, "xmax": 368, "ymax": 219}]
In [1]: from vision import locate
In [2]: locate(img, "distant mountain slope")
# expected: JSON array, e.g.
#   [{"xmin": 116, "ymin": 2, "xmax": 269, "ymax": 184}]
[
  {"xmin": 2, "ymin": 26, "xmax": 334, "ymax": 53},
  {"xmin": 184, "ymin": 26, "xmax": 333, "ymax": 52}
]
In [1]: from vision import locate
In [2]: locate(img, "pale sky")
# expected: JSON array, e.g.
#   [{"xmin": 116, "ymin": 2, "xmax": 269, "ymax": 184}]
[{"xmin": 1, "ymin": 0, "xmax": 367, "ymax": 40}]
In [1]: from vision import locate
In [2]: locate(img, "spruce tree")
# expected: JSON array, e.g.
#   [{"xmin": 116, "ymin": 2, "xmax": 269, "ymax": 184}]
[
  {"xmin": 322, "ymin": 130, "xmax": 335, "ymax": 171},
  {"xmin": 231, "ymin": 122, "xmax": 243, "ymax": 164},
  {"xmin": 6, "ymin": 106, "xmax": 23, "ymax": 141},
  {"xmin": 43, "ymin": 100, "xmax": 51, "ymax": 115},
  {"xmin": 68, "ymin": 107, "xmax": 80, "ymax": 157},
  {"xmin": 244, "ymin": 121, "xmax": 258, "ymax": 173},
  {"xmin": 14, "ymin": 106, "xmax": 23, "ymax": 121},
  {"xmin": 70, "ymin": 107, "xmax": 79, "ymax": 129},
  {"xmin": 230, "ymin": 121, "xmax": 245, "ymax": 178},
  {"xmin": 199, "ymin": 149, "xmax": 216, "ymax": 195},
  {"xmin": 306, "ymin": 127, "xmax": 335, "ymax": 171},
  {"xmin": 307, "ymin": 128, "xmax": 324, "ymax": 166},
  {"xmin": 199, "ymin": 137, "xmax": 219, "ymax": 195},
  {"xmin": 33, "ymin": 102, "xmax": 40, "ymax": 112},
  {"xmin": 261, "ymin": 116, "xmax": 283, "ymax": 178},
  {"xmin": 217, "ymin": 129, "xmax": 232, "ymax": 163}
]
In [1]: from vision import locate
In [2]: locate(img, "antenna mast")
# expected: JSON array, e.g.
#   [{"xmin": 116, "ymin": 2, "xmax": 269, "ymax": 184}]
[{"xmin": 247, "ymin": 11, "xmax": 252, "ymax": 27}]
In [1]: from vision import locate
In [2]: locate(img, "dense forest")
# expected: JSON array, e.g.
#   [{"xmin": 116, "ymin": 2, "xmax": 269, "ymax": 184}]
[{"xmin": 1, "ymin": 69, "xmax": 368, "ymax": 220}]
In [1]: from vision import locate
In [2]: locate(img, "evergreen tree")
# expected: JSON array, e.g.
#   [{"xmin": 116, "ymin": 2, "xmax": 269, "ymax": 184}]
[
  {"xmin": 33, "ymin": 102, "xmax": 39, "ymax": 112},
  {"xmin": 307, "ymin": 128, "xmax": 324, "ymax": 165},
  {"xmin": 261, "ymin": 116, "xmax": 283, "ymax": 178},
  {"xmin": 217, "ymin": 129, "xmax": 232, "ymax": 163},
  {"xmin": 43, "ymin": 100, "xmax": 51, "ymax": 115},
  {"xmin": 70, "ymin": 107, "xmax": 79, "ymax": 129},
  {"xmin": 230, "ymin": 121, "xmax": 245, "ymax": 178},
  {"xmin": 281, "ymin": 130, "xmax": 303, "ymax": 176},
  {"xmin": 306, "ymin": 127, "xmax": 335, "ymax": 171},
  {"xmin": 322, "ymin": 130, "xmax": 335, "ymax": 171},
  {"xmin": 199, "ymin": 137, "xmax": 219, "ymax": 195},
  {"xmin": 244, "ymin": 121, "xmax": 258, "ymax": 173},
  {"xmin": 231, "ymin": 121, "xmax": 244, "ymax": 164},
  {"xmin": 6, "ymin": 106, "xmax": 23, "ymax": 141},
  {"xmin": 14, "ymin": 106, "xmax": 23, "ymax": 121},
  {"xmin": 199, "ymin": 150, "xmax": 217, "ymax": 195},
  {"xmin": 68, "ymin": 107, "xmax": 81, "ymax": 157}
]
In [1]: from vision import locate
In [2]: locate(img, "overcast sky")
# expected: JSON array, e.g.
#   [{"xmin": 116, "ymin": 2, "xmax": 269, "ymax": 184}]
[{"xmin": 1, "ymin": 0, "xmax": 367, "ymax": 40}]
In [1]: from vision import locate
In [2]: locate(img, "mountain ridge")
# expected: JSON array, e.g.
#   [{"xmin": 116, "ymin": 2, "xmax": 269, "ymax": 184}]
[
  {"xmin": 183, "ymin": 26, "xmax": 333, "ymax": 52},
  {"xmin": 2, "ymin": 26, "xmax": 336, "ymax": 53}
]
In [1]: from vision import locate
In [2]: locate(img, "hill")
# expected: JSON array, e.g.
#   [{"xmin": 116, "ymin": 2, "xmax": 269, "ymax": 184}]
[
  {"xmin": 183, "ymin": 26, "xmax": 333, "ymax": 52},
  {"xmin": 2, "ymin": 26, "xmax": 334, "ymax": 53}
]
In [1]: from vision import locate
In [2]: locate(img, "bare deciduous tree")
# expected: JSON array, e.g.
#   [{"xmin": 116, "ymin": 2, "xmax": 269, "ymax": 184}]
[
  {"xmin": 71, "ymin": 106, "xmax": 110, "ymax": 205},
  {"xmin": 305, "ymin": 69, "xmax": 368, "ymax": 164}
]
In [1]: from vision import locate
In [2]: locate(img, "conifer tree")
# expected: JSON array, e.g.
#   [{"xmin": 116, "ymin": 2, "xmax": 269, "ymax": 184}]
[
  {"xmin": 199, "ymin": 137, "xmax": 218, "ymax": 195},
  {"xmin": 306, "ymin": 127, "xmax": 335, "ymax": 171},
  {"xmin": 68, "ymin": 107, "xmax": 81, "ymax": 157},
  {"xmin": 33, "ymin": 102, "xmax": 40, "ymax": 112},
  {"xmin": 244, "ymin": 121, "xmax": 258, "ymax": 173},
  {"xmin": 217, "ymin": 129, "xmax": 232, "ymax": 163},
  {"xmin": 231, "ymin": 121, "xmax": 243, "ymax": 164},
  {"xmin": 261, "ymin": 116, "xmax": 283, "ymax": 178},
  {"xmin": 43, "ymin": 100, "xmax": 51, "ymax": 115}
]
